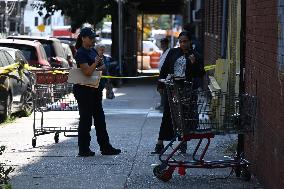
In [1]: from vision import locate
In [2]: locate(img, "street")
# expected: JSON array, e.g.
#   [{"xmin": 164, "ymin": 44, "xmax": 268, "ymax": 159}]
[{"xmin": 0, "ymin": 79, "xmax": 260, "ymax": 189}]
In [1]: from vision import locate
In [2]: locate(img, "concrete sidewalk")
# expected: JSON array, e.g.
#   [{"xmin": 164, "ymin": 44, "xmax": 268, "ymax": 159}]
[{"xmin": 0, "ymin": 79, "xmax": 259, "ymax": 189}]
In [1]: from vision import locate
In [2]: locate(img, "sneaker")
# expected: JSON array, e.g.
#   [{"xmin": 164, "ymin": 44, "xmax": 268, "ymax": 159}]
[
  {"xmin": 101, "ymin": 147, "xmax": 121, "ymax": 155},
  {"xmin": 151, "ymin": 144, "xmax": 164, "ymax": 154},
  {"xmin": 78, "ymin": 150, "xmax": 96, "ymax": 157}
]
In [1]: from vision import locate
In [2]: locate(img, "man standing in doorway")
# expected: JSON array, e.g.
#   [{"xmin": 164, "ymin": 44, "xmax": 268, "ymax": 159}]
[{"xmin": 156, "ymin": 38, "xmax": 170, "ymax": 111}]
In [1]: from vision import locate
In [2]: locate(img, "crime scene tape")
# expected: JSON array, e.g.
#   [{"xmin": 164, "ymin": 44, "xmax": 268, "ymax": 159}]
[
  {"xmin": 101, "ymin": 65, "xmax": 216, "ymax": 79},
  {"xmin": 101, "ymin": 75, "xmax": 159, "ymax": 79},
  {"xmin": 204, "ymin": 65, "xmax": 216, "ymax": 71},
  {"xmin": 1, "ymin": 63, "xmax": 216, "ymax": 79}
]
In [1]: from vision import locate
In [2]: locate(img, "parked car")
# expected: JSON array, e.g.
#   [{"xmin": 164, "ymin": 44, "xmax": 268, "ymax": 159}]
[
  {"xmin": 58, "ymin": 39, "xmax": 76, "ymax": 56},
  {"xmin": 0, "ymin": 39, "xmax": 50, "ymax": 68},
  {"xmin": 141, "ymin": 40, "xmax": 161, "ymax": 54},
  {"xmin": 7, "ymin": 36, "xmax": 69, "ymax": 68},
  {"xmin": 0, "ymin": 46, "xmax": 29, "ymax": 65},
  {"xmin": 61, "ymin": 43, "xmax": 76, "ymax": 67},
  {"xmin": 0, "ymin": 47, "xmax": 34, "ymax": 120},
  {"xmin": 55, "ymin": 37, "xmax": 76, "ymax": 43}
]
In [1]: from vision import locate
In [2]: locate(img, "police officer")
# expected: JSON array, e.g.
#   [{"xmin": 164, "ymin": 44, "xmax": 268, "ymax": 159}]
[{"xmin": 73, "ymin": 27, "xmax": 121, "ymax": 157}]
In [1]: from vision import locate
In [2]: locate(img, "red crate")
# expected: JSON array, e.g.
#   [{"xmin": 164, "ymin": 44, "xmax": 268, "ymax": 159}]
[{"xmin": 35, "ymin": 72, "xmax": 69, "ymax": 84}]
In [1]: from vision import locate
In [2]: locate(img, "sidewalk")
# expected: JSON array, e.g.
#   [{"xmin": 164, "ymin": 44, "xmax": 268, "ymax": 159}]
[{"xmin": 0, "ymin": 79, "xmax": 259, "ymax": 189}]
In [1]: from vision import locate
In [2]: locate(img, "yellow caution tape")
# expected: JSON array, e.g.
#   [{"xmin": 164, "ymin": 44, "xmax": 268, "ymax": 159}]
[
  {"xmin": 0, "ymin": 63, "xmax": 20, "ymax": 75},
  {"xmin": 102, "ymin": 65, "xmax": 216, "ymax": 79},
  {"xmin": 204, "ymin": 65, "xmax": 216, "ymax": 71},
  {"xmin": 1, "ymin": 63, "xmax": 217, "ymax": 80},
  {"xmin": 101, "ymin": 75, "xmax": 159, "ymax": 79}
]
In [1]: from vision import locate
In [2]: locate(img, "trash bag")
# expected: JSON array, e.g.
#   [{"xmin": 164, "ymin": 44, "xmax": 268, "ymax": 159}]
[{"xmin": 105, "ymin": 80, "xmax": 115, "ymax": 99}]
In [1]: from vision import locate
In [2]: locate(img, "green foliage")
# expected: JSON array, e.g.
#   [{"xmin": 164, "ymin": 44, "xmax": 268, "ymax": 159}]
[
  {"xmin": 38, "ymin": 0, "xmax": 116, "ymax": 32},
  {"xmin": 0, "ymin": 146, "xmax": 14, "ymax": 186},
  {"xmin": 1, "ymin": 183, "xmax": 12, "ymax": 189},
  {"xmin": 1, "ymin": 116, "xmax": 16, "ymax": 124},
  {"xmin": 159, "ymin": 15, "xmax": 172, "ymax": 30}
]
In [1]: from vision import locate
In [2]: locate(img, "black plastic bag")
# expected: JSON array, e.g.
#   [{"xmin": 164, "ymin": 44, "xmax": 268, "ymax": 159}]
[{"xmin": 105, "ymin": 80, "xmax": 115, "ymax": 99}]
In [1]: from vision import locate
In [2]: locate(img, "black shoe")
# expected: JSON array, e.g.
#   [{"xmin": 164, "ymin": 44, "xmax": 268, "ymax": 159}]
[
  {"xmin": 101, "ymin": 147, "xmax": 121, "ymax": 155},
  {"xmin": 151, "ymin": 144, "xmax": 164, "ymax": 154},
  {"xmin": 78, "ymin": 150, "xmax": 96, "ymax": 157}
]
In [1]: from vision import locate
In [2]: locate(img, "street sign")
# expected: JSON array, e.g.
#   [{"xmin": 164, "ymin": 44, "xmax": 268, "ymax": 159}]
[{"xmin": 37, "ymin": 24, "xmax": 45, "ymax": 32}]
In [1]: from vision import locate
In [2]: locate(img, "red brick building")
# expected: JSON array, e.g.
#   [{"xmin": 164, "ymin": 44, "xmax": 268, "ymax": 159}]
[
  {"xmin": 203, "ymin": 0, "xmax": 284, "ymax": 188},
  {"xmin": 244, "ymin": 0, "xmax": 284, "ymax": 188}
]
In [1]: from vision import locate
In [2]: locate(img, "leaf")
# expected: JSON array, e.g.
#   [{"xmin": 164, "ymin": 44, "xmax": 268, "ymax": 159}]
[{"xmin": 40, "ymin": 0, "xmax": 114, "ymax": 31}]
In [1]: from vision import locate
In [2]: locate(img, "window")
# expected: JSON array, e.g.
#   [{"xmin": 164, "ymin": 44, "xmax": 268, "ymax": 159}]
[
  {"xmin": 41, "ymin": 42, "xmax": 55, "ymax": 58},
  {"xmin": 0, "ymin": 51, "xmax": 5, "ymax": 67},
  {"xmin": 4, "ymin": 52, "xmax": 15, "ymax": 65},
  {"xmin": 35, "ymin": 17, "xmax": 38, "ymax": 26},
  {"xmin": 0, "ymin": 51, "xmax": 9, "ymax": 67},
  {"xmin": 44, "ymin": 17, "xmax": 51, "ymax": 26},
  {"xmin": 39, "ymin": 45, "xmax": 48, "ymax": 60}
]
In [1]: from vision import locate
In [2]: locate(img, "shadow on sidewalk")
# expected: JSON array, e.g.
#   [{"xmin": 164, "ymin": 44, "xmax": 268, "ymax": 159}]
[{"xmin": 2, "ymin": 81, "xmax": 257, "ymax": 189}]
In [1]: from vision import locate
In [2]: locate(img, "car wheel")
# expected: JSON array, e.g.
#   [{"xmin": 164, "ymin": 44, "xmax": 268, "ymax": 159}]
[
  {"xmin": 0, "ymin": 94, "xmax": 12, "ymax": 121},
  {"xmin": 20, "ymin": 86, "xmax": 33, "ymax": 117}
]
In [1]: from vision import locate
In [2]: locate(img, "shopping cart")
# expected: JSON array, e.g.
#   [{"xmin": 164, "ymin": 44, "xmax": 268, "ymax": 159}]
[
  {"xmin": 153, "ymin": 76, "xmax": 257, "ymax": 182},
  {"xmin": 30, "ymin": 68, "xmax": 78, "ymax": 147}
]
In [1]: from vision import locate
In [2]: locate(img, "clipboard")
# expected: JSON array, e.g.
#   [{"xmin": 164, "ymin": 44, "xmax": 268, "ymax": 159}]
[{"xmin": 67, "ymin": 68, "xmax": 102, "ymax": 86}]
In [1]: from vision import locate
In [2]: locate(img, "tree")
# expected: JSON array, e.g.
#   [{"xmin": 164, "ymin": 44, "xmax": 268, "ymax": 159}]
[{"xmin": 36, "ymin": 0, "xmax": 115, "ymax": 32}]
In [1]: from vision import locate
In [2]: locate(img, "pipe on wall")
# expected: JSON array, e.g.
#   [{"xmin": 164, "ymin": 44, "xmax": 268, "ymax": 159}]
[{"xmin": 221, "ymin": 0, "xmax": 228, "ymax": 58}]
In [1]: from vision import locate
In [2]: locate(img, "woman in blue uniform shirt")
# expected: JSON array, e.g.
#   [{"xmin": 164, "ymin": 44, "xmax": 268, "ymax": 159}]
[{"xmin": 73, "ymin": 27, "xmax": 121, "ymax": 157}]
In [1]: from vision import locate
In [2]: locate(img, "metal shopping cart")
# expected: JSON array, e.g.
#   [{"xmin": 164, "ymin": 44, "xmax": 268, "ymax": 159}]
[
  {"xmin": 153, "ymin": 76, "xmax": 257, "ymax": 182},
  {"xmin": 30, "ymin": 68, "xmax": 78, "ymax": 147}
]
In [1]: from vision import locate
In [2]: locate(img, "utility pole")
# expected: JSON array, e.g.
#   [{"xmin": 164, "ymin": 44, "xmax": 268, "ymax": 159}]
[
  {"xmin": 5, "ymin": 0, "xmax": 9, "ymax": 35},
  {"xmin": 170, "ymin": 14, "xmax": 174, "ymax": 48},
  {"xmin": 15, "ymin": 0, "xmax": 20, "ymax": 34},
  {"xmin": 118, "ymin": 0, "xmax": 123, "ymax": 76}
]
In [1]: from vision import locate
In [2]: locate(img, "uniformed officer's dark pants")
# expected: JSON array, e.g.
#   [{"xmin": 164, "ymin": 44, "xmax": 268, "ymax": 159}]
[{"xmin": 73, "ymin": 85, "xmax": 111, "ymax": 152}]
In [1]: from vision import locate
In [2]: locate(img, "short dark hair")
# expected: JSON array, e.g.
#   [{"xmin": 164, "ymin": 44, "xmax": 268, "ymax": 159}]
[
  {"xmin": 183, "ymin": 23, "xmax": 195, "ymax": 36},
  {"xmin": 178, "ymin": 31, "xmax": 191, "ymax": 41},
  {"xmin": 160, "ymin": 38, "xmax": 169, "ymax": 44}
]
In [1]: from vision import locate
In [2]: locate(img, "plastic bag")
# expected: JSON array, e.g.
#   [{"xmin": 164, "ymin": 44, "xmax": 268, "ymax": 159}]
[{"xmin": 105, "ymin": 80, "xmax": 115, "ymax": 99}]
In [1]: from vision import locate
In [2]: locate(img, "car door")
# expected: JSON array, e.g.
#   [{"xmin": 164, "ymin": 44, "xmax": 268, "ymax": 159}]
[
  {"xmin": 4, "ymin": 51, "xmax": 24, "ymax": 108},
  {"xmin": 0, "ymin": 51, "xmax": 8, "ymax": 100},
  {"xmin": 0, "ymin": 51, "xmax": 13, "ymax": 112}
]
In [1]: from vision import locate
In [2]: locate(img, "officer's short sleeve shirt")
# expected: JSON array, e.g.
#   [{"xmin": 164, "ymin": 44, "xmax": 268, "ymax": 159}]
[{"xmin": 75, "ymin": 47, "xmax": 97, "ymax": 67}]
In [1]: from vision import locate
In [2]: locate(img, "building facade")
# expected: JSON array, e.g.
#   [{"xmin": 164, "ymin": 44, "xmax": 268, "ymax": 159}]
[
  {"xmin": 23, "ymin": 0, "xmax": 65, "ymax": 36},
  {"xmin": 0, "ymin": 0, "xmax": 27, "ymax": 36},
  {"xmin": 244, "ymin": 0, "xmax": 284, "ymax": 188},
  {"xmin": 203, "ymin": 0, "xmax": 284, "ymax": 188}
]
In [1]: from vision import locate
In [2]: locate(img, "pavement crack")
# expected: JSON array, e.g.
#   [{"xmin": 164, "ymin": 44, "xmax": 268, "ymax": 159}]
[{"xmin": 123, "ymin": 111, "xmax": 149, "ymax": 189}]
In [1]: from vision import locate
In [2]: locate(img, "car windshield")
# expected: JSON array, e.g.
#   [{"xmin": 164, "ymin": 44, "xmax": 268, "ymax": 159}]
[
  {"xmin": 37, "ymin": 39, "xmax": 65, "ymax": 58},
  {"xmin": 4, "ymin": 49, "xmax": 16, "ymax": 60},
  {"xmin": 41, "ymin": 42, "xmax": 56, "ymax": 58},
  {"xmin": 0, "ymin": 44, "xmax": 37, "ymax": 61},
  {"xmin": 62, "ymin": 44, "xmax": 73, "ymax": 59},
  {"xmin": 52, "ymin": 40, "xmax": 65, "ymax": 58}
]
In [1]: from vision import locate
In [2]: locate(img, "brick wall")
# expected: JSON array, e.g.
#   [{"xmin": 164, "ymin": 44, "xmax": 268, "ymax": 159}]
[
  {"xmin": 204, "ymin": 0, "xmax": 222, "ymax": 65},
  {"xmin": 245, "ymin": 0, "xmax": 284, "ymax": 188}
]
